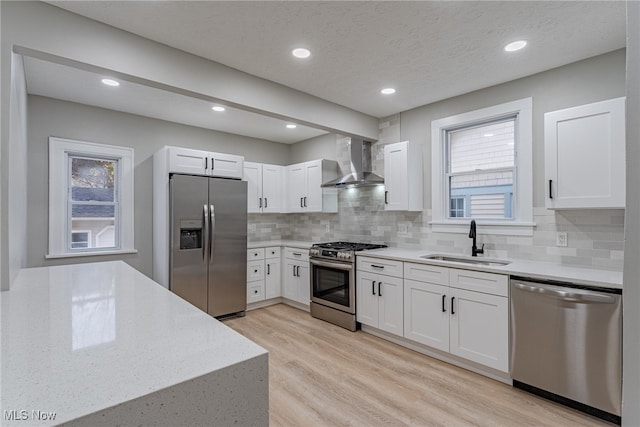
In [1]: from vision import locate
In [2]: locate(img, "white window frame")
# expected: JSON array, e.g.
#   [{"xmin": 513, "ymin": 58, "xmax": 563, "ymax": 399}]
[
  {"xmin": 48, "ymin": 137, "xmax": 137, "ymax": 258},
  {"xmin": 431, "ymin": 98, "xmax": 535, "ymax": 236}
]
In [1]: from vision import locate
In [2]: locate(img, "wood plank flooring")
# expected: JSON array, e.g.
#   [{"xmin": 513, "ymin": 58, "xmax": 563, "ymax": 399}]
[{"xmin": 224, "ymin": 304, "xmax": 612, "ymax": 427}]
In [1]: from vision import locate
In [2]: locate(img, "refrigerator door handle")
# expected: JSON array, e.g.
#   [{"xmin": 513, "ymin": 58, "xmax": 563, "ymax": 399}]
[
  {"xmin": 202, "ymin": 204, "xmax": 209, "ymax": 263},
  {"xmin": 209, "ymin": 204, "xmax": 215, "ymax": 264}
]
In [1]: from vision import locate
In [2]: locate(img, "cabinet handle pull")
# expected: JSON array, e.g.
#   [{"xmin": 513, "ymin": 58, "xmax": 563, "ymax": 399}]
[
  {"xmin": 293, "ymin": 265, "xmax": 296, "ymax": 277},
  {"xmin": 303, "ymin": 196, "xmax": 307, "ymax": 207},
  {"xmin": 451, "ymin": 296, "xmax": 455, "ymax": 315},
  {"xmin": 293, "ymin": 252, "xmax": 302, "ymax": 256},
  {"xmin": 300, "ymin": 197, "xmax": 304, "ymax": 208},
  {"xmin": 549, "ymin": 179, "xmax": 553, "ymax": 199},
  {"xmin": 259, "ymin": 197, "xmax": 263, "ymax": 208},
  {"xmin": 211, "ymin": 158, "xmax": 215, "ymax": 170},
  {"xmin": 442, "ymin": 294, "xmax": 446, "ymax": 313},
  {"xmin": 378, "ymin": 281, "xmax": 382, "ymax": 297},
  {"xmin": 297, "ymin": 266, "xmax": 301, "ymax": 277},
  {"xmin": 254, "ymin": 289, "xmax": 258, "ymax": 294},
  {"xmin": 384, "ymin": 191, "xmax": 389, "ymax": 204},
  {"xmin": 371, "ymin": 264, "xmax": 384, "ymax": 269},
  {"xmin": 205, "ymin": 158, "xmax": 208, "ymax": 170},
  {"xmin": 264, "ymin": 198, "xmax": 268, "ymax": 208},
  {"xmin": 372, "ymin": 280, "xmax": 376, "ymax": 295},
  {"xmin": 267, "ymin": 264, "xmax": 270, "ymax": 275},
  {"xmin": 254, "ymin": 269, "xmax": 258, "ymax": 273}
]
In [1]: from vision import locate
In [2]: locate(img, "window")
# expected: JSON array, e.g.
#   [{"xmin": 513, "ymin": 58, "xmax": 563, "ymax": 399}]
[
  {"xmin": 431, "ymin": 98, "xmax": 534, "ymax": 236},
  {"xmin": 48, "ymin": 137, "xmax": 136, "ymax": 258}
]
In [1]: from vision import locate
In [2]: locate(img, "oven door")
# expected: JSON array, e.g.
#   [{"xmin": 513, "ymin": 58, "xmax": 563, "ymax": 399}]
[{"xmin": 310, "ymin": 258, "xmax": 355, "ymax": 314}]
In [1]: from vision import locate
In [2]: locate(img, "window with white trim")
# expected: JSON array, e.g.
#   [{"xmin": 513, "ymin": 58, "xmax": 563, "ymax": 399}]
[
  {"xmin": 48, "ymin": 137, "xmax": 136, "ymax": 258},
  {"xmin": 431, "ymin": 98, "xmax": 534, "ymax": 236}
]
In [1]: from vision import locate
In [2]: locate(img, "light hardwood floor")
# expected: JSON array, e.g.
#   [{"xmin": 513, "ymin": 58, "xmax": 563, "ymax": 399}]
[{"xmin": 224, "ymin": 304, "xmax": 612, "ymax": 426}]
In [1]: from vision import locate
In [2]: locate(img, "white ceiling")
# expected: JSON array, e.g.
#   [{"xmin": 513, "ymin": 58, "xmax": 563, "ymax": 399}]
[{"xmin": 34, "ymin": 1, "xmax": 626, "ymax": 143}]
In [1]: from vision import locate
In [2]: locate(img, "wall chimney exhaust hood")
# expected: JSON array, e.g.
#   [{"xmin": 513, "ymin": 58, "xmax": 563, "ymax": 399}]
[{"xmin": 321, "ymin": 138, "xmax": 384, "ymax": 188}]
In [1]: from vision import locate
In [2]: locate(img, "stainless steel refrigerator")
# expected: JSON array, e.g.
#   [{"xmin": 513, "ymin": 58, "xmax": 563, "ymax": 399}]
[{"xmin": 169, "ymin": 174, "xmax": 247, "ymax": 317}]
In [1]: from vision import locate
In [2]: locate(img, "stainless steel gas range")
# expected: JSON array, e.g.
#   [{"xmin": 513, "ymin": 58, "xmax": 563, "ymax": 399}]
[{"xmin": 309, "ymin": 241, "xmax": 386, "ymax": 331}]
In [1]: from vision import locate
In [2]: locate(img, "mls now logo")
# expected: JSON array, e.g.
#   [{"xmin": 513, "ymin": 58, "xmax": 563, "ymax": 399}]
[{"xmin": 4, "ymin": 409, "xmax": 57, "ymax": 421}]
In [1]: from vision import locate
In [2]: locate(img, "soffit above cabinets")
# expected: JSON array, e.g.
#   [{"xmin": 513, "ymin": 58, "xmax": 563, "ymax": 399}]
[
  {"xmin": 48, "ymin": 1, "xmax": 626, "ymax": 118},
  {"xmin": 23, "ymin": 56, "xmax": 329, "ymax": 145}
]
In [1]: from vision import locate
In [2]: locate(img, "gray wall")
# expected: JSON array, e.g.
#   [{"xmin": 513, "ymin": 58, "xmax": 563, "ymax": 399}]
[
  {"xmin": 623, "ymin": 2, "xmax": 640, "ymax": 424},
  {"xmin": 289, "ymin": 133, "xmax": 337, "ymax": 164},
  {"xmin": 27, "ymin": 95, "xmax": 290, "ymax": 278}
]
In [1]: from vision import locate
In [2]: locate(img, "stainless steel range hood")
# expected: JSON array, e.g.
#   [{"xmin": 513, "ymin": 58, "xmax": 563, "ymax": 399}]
[{"xmin": 321, "ymin": 138, "xmax": 384, "ymax": 188}]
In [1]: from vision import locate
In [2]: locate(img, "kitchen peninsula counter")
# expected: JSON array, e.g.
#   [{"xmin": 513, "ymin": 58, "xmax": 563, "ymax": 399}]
[{"xmin": 0, "ymin": 261, "xmax": 268, "ymax": 426}]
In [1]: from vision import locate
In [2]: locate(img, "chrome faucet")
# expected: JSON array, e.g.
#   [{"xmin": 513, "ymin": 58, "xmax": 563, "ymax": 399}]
[{"xmin": 469, "ymin": 220, "xmax": 484, "ymax": 257}]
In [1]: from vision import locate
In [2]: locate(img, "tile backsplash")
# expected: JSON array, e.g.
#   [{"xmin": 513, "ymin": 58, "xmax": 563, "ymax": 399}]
[{"xmin": 249, "ymin": 127, "xmax": 625, "ymax": 271}]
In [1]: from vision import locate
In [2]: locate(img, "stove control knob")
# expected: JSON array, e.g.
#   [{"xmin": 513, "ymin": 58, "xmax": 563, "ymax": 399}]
[
  {"xmin": 337, "ymin": 251, "xmax": 343, "ymax": 259},
  {"xmin": 344, "ymin": 252, "xmax": 351, "ymax": 260}
]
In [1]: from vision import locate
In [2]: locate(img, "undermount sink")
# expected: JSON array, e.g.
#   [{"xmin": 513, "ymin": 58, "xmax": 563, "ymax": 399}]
[{"xmin": 420, "ymin": 254, "xmax": 511, "ymax": 267}]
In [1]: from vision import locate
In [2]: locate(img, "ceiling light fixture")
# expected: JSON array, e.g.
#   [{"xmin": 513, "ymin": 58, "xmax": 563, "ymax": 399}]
[
  {"xmin": 101, "ymin": 78, "xmax": 120, "ymax": 87},
  {"xmin": 286, "ymin": 124, "xmax": 297, "ymax": 129},
  {"xmin": 504, "ymin": 40, "xmax": 527, "ymax": 52},
  {"xmin": 211, "ymin": 106, "xmax": 226, "ymax": 112},
  {"xmin": 292, "ymin": 48, "xmax": 311, "ymax": 59},
  {"xmin": 381, "ymin": 88, "xmax": 396, "ymax": 95}
]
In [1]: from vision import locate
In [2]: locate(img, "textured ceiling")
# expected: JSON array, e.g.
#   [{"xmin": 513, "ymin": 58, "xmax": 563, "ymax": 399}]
[{"xmin": 48, "ymin": 1, "xmax": 626, "ymax": 118}]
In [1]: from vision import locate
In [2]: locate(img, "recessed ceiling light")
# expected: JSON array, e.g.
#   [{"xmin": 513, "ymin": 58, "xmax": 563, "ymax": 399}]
[
  {"xmin": 101, "ymin": 78, "xmax": 120, "ymax": 87},
  {"xmin": 286, "ymin": 124, "xmax": 297, "ymax": 129},
  {"xmin": 504, "ymin": 40, "xmax": 527, "ymax": 52},
  {"xmin": 292, "ymin": 48, "xmax": 311, "ymax": 59},
  {"xmin": 381, "ymin": 88, "xmax": 396, "ymax": 95},
  {"xmin": 211, "ymin": 106, "xmax": 226, "ymax": 112}
]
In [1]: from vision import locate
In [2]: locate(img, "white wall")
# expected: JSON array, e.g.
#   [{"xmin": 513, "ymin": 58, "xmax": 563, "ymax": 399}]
[
  {"xmin": 27, "ymin": 95, "xmax": 290, "ymax": 278},
  {"xmin": 622, "ymin": 2, "xmax": 640, "ymax": 424}
]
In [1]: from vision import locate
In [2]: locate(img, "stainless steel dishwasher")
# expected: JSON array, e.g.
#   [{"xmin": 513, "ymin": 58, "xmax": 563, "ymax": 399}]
[{"xmin": 510, "ymin": 277, "xmax": 622, "ymax": 423}]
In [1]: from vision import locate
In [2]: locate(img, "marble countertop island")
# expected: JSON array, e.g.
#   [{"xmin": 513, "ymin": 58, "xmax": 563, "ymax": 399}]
[{"xmin": 1, "ymin": 261, "xmax": 268, "ymax": 426}]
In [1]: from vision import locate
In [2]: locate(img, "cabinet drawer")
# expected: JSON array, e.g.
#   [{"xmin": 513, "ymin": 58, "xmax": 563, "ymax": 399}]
[
  {"xmin": 247, "ymin": 281, "xmax": 265, "ymax": 304},
  {"xmin": 450, "ymin": 269, "xmax": 508, "ymax": 297},
  {"xmin": 247, "ymin": 260, "xmax": 264, "ymax": 281},
  {"xmin": 265, "ymin": 246, "xmax": 281, "ymax": 259},
  {"xmin": 404, "ymin": 262, "xmax": 449, "ymax": 285},
  {"xmin": 285, "ymin": 248, "xmax": 309, "ymax": 262},
  {"xmin": 357, "ymin": 256, "xmax": 403, "ymax": 278},
  {"xmin": 247, "ymin": 248, "xmax": 265, "ymax": 260}
]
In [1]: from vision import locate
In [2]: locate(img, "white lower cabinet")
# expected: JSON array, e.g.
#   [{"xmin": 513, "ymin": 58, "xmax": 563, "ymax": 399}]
[
  {"xmin": 283, "ymin": 248, "xmax": 310, "ymax": 305},
  {"xmin": 247, "ymin": 246, "xmax": 281, "ymax": 304},
  {"xmin": 403, "ymin": 262, "xmax": 509, "ymax": 373},
  {"xmin": 356, "ymin": 256, "xmax": 404, "ymax": 336}
]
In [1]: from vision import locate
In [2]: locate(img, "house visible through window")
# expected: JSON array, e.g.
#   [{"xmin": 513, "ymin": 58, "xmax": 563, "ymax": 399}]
[
  {"xmin": 446, "ymin": 118, "xmax": 515, "ymax": 220},
  {"xmin": 430, "ymin": 98, "xmax": 533, "ymax": 236},
  {"xmin": 48, "ymin": 137, "xmax": 135, "ymax": 258}
]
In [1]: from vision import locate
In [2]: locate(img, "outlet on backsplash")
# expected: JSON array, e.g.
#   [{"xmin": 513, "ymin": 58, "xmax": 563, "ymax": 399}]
[
  {"xmin": 397, "ymin": 222, "xmax": 409, "ymax": 236},
  {"xmin": 556, "ymin": 232, "xmax": 568, "ymax": 247}
]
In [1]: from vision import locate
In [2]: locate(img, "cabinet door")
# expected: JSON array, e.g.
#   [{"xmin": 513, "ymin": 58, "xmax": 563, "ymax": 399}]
[
  {"xmin": 244, "ymin": 162, "xmax": 262, "ymax": 213},
  {"xmin": 210, "ymin": 152, "xmax": 244, "ymax": 179},
  {"xmin": 168, "ymin": 147, "xmax": 209, "ymax": 175},
  {"xmin": 384, "ymin": 142, "xmax": 409, "ymax": 211},
  {"xmin": 247, "ymin": 281, "xmax": 265, "ymax": 303},
  {"xmin": 403, "ymin": 279, "xmax": 449, "ymax": 352},
  {"xmin": 297, "ymin": 262, "xmax": 310, "ymax": 305},
  {"xmin": 262, "ymin": 164, "xmax": 284, "ymax": 213},
  {"xmin": 247, "ymin": 260, "xmax": 264, "ymax": 282},
  {"xmin": 287, "ymin": 164, "xmax": 306, "ymax": 212},
  {"xmin": 544, "ymin": 97, "xmax": 625, "ymax": 209},
  {"xmin": 304, "ymin": 160, "xmax": 323, "ymax": 212},
  {"xmin": 283, "ymin": 261, "xmax": 299, "ymax": 300},
  {"xmin": 357, "ymin": 271, "xmax": 380, "ymax": 328},
  {"xmin": 378, "ymin": 275, "xmax": 404, "ymax": 336},
  {"xmin": 449, "ymin": 288, "xmax": 509, "ymax": 372},
  {"xmin": 265, "ymin": 258, "xmax": 281, "ymax": 299}
]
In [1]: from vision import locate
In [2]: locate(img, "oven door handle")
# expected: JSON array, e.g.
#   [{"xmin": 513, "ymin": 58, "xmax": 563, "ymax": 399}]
[{"xmin": 309, "ymin": 258, "xmax": 354, "ymax": 272}]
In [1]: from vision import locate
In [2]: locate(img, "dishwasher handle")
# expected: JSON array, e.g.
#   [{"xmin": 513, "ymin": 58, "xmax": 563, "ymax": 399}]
[{"xmin": 513, "ymin": 282, "xmax": 616, "ymax": 304}]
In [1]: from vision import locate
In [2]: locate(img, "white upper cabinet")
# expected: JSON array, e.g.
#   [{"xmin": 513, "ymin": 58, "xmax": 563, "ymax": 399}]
[
  {"xmin": 286, "ymin": 159, "xmax": 338, "ymax": 213},
  {"xmin": 383, "ymin": 141, "xmax": 423, "ymax": 211},
  {"xmin": 244, "ymin": 162, "xmax": 284, "ymax": 213},
  {"xmin": 544, "ymin": 97, "xmax": 626, "ymax": 209},
  {"xmin": 168, "ymin": 146, "xmax": 244, "ymax": 179}
]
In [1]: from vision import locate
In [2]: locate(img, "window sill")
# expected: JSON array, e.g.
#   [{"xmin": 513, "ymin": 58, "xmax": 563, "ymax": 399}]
[
  {"xmin": 46, "ymin": 249, "xmax": 138, "ymax": 259},
  {"xmin": 429, "ymin": 221, "xmax": 536, "ymax": 236}
]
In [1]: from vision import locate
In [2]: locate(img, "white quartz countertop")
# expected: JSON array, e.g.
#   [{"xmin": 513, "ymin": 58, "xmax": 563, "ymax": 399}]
[
  {"xmin": 0, "ymin": 261, "xmax": 267, "ymax": 426},
  {"xmin": 248, "ymin": 240, "xmax": 313, "ymax": 249},
  {"xmin": 359, "ymin": 248, "xmax": 623, "ymax": 289}
]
